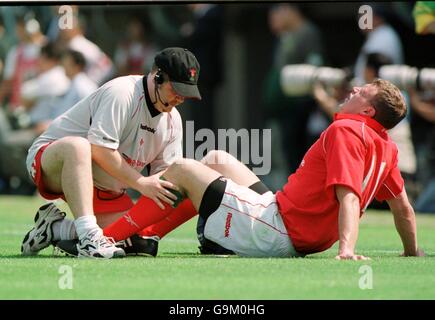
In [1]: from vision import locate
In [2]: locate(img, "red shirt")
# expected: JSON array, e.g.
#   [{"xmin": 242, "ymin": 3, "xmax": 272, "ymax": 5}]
[{"xmin": 276, "ymin": 114, "xmax": 404, "ymax": 254}]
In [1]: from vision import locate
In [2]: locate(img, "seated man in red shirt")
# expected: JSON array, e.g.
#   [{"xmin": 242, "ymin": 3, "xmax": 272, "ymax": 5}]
[{"xmin": 56, "ymin": 78, "xmax": 424, "ymax": 259}]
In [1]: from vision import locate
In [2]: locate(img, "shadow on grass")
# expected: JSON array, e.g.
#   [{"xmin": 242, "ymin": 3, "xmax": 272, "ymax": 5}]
[
  {"xmin": 161, "ymin": 252, "xmax": 236, "ymax": 258},
  {"xmin": 3, "ymin": 252, "xmax": 432, "ymax": 260},
  {"xmin": 0, "ymin": 254, "xmax": 72, "ymax": 259}
]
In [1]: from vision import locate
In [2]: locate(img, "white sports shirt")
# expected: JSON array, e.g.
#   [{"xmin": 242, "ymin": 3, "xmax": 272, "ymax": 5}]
[{"xmin": 26, "ymin": 75, "xmax": 183, "ymax": 193}]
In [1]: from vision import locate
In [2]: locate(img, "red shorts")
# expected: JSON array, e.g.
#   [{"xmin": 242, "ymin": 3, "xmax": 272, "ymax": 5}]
[{"xmin": 30, "ymin": 143, "xmax": 134, "ymax": 214}]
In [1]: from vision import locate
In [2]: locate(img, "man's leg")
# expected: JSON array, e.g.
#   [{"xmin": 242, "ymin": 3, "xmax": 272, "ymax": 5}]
[
  {"xmin": 162, "ymin": 158, "xmax": 223, "ymax": 210},
  {"xmin": 139, "ymin": 150, "xmax": 269, "ymax": 239},
  {"xmin": 22, "ymin": 136, "xmax": 124, "ymax": 258},
  {"xmin": 96, "ymin": 212, "xmax": 127, "ymax": 228},
  {"xmin": 201, "ymin": 150, "xmax": 260, "ymax": 187},
  {"xmin": 56, "ymin": 151, "xmax": 270, "ymax": 256},
  {"xmin": 39, "ymin": 137, "xmax": 94, "ymax": 218},
  {"xmin": 101, "ymin": 158, "xmax": 221, "ymax": 242},
  {"xmin": 91, "ymin": 150, "xmax": 261, "ymax": 239},
  {"xmin": 137, "ymin": 199, "xmax": 197, "ymax": 239},
  {"xmin": 162, "ymin": 151, "xmax": 265, "ymax": 212}
]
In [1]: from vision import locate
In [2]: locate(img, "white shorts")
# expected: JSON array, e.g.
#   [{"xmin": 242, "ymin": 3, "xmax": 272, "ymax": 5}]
[{"xmin": 204, "ymin": 179, "xmax": 299, "ymax": 257}]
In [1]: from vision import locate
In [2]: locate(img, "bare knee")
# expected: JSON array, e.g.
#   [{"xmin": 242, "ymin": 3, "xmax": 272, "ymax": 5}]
[
  {"xmin": 201, "ymin": 150, "xmax": 234, "ymax": 168},
  {"xmin": 59, "ymin": 136, "xmax": 91, "ymax": 161},
  {"xmin": 169, "ymin": 158, "xmax": 198, "ymax": 173},
  {"xmin": 41, "ymin": 137, "xmax": 92, "ymax": 172},
  {"xmin": 201, "ymin": 150, "xmax": 221, "ymax": 164},
  {"xmin": 165, "ymin": 158, "xmax": 200, "ymax": 182}
]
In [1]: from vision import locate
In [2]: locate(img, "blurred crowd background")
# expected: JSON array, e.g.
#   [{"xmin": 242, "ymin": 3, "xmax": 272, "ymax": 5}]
[{"xmin": 0, "ymin": 2, "xmax": 434, "ymax": 213}]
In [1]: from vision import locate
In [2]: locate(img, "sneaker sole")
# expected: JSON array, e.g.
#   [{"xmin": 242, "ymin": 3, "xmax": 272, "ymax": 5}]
[
  {"xmin": 125, "ymin": 252, "xmax": 156, "ymax": 257},
  {"xmin": 77, "ymin": 250, "xmax": 126, "ymax": 259},
  {"xmin": 57, "ymin": 247, "xmax": 131, "ymax": 259},
  {"xmin": 77, "ymin": 244, "xmax": 126, "ymax": 259}
]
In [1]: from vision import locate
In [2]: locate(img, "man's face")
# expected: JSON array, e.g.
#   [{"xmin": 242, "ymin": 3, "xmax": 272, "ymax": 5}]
[
  {"xmin": 155, "ymin": 81, "xmax": 185, "ymax": 113},
  {"xmin": 338, "ymin": 84, "xmax": 377, "ymax": 115}
]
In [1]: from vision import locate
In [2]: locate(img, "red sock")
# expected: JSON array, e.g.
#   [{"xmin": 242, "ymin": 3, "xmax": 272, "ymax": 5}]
[
  {"xmin": 103, "ymin": 196, "xmax": 173, "ymax": 241},
  {"xmin": 137, "ymin": 199, "xmax": 197, "ymax": 239}
]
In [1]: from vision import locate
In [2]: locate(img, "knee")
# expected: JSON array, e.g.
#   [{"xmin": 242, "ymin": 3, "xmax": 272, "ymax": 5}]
[
  {"xmin": 60, "ymin": 136, "xmax": 91, "ymax": 159},
  {"xmin": 168, "ymin": 158, "xmax": 198, "ymax": 175},
  {"xmin": 201, "ymin": 150, "xmax": 233, "ymax": 166}
]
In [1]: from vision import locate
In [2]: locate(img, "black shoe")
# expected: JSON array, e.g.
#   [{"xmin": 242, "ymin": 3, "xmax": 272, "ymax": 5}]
[
  {"xmin": 54, "ymin": 239, "xmax": 79, "ymax": 256},
  {"xmin": 197, "ymin": 216, "xmax": 235, "ymax": 255},
  {"xmin": 54, "ymin": 234, "xmax": 159, "ymax": 257},
  {"xmin": 21, "ymin": 203, "xmax": 66, "ymax": 256},
  {"xmin": 120, "ymin": 234, "xmax": 159, "ymax": 257}
]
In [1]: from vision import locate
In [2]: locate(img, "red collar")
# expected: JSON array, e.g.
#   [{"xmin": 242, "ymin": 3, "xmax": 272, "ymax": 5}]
[{"xmin": 333, "ymin": 113, "xmax": 386, "ymax": 134}]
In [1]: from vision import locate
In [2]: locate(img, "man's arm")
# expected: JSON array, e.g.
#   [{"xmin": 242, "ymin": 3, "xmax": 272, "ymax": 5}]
[
  {"xmin": 91, "ymin": 144, "xmax": 179, "ymax": 209},
  {"xmin": 386, "ymin": 189, "xmax": 424, "ymax": 257},
  {"xmin": 335, "ymin": 185, "xmax": 370, "ymax": 260}
]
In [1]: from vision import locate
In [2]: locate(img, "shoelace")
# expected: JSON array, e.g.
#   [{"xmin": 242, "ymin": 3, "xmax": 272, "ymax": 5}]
[{"xmin": 87, "ymin": 230, "xmax": 117, "ymax": 249}]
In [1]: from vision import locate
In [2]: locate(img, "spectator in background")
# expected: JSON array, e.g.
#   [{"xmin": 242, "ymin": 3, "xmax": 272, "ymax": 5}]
[
  {"xmin": 114, "ymin": 17, "xmax": 157, "ymax": 76},
  {"xmin": 0, "ymin": 15, "xmax": 45, "ymax": 110},
  {"xmin": 0, "ymin": 16, "xmax": 14, "ymax": 79},
  {"xmin": 365, "ymin": 53, "xmax": 417, "ymax": 193},
  {"xmin": 58, "ymin": 15, "xmax": 113, "ymax": 85},
  {"xmin": 410, "ymin": 1, "xmax": 435, "ymax": 212},
  {"xmin": 354, "ymin": 4, "xmax": 404, "ymax": 84},
  {"xmin": 408, "ymin": 89, "xmax": 435, "ymax": 213},
  {"xmin": 51, "ymin": 50, "xmax": 97, "ymax": 120},
  {"xmin": 263, "ymin": 4, "xmax": 324, "ymax": 177},
  {"xmin": 180, "ymin": 4, "xmax": 224, "ymax": 134},
  {"xmin": 21, "ymin": 42, "xmax": 70, "ymax": 135}
]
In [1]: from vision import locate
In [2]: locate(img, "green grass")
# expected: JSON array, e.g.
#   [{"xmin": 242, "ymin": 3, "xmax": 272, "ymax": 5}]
[{"xmin": 1, "ymin": 195, "xmax": 435, "ymax": 299}]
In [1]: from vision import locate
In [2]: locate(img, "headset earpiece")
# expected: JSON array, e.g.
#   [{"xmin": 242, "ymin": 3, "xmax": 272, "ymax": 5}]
[
  {"xmin": 155, "ymin": 69, "xmax": 164, "ymax": 86},
  {"xmin": 153, "ymin": 69, "xmax": 169, "ymax": 107}
]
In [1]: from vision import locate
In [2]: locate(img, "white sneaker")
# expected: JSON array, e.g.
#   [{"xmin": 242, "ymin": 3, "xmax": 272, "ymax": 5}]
[
  {"xmin": 77, "ymin": 229, "xmax": 125, "ymax": 259},
  {"xmin": 21, "ymin": 203, "xmax": 66, "ymax": 256}
]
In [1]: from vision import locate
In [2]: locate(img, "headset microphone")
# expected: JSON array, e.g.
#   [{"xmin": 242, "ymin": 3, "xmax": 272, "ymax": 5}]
[
  {"xmin": 155, "ymin": 86, "xmax": 169, "ymax": 107},
  {"xmin": 154, "ymin": 69, "xmax": 169, "ymax": 107}
]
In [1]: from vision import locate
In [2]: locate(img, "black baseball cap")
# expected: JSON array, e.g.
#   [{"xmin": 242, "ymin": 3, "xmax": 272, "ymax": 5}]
[{"xmin": 154, "ymin": 47, "xmax": 201, "ymax": 100}]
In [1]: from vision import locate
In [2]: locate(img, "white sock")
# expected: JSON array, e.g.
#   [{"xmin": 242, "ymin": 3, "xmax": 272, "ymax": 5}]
[
  {"xmin": 52, "ymin": 219, "xmax": 78, "ymax": 241},
  {"xmin": 60, "ymin": 218, "xmax": 78, "ymax": 240},
  {"xmin": 51, "ymin": 220, "xmax": 62, "ymax": 242},
  {"xmin": 74, "ymin": 215, "xmax": 100, "ymax": 240}
]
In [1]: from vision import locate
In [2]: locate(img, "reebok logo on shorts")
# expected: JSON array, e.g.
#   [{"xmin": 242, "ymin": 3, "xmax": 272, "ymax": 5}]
[{"xmin": 224, "ymin": 212, "xmax": 232, "ymax": 237}]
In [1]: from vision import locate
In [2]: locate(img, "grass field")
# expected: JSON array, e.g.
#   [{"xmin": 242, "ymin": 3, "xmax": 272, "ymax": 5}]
[{"xmin": 1, "ymin": 195, "xmax": 435, "ymax": 300}]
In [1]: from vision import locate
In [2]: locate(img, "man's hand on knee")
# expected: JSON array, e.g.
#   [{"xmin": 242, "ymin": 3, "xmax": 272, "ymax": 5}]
[{"xmin": 136, "ymin": 174, "xmax": 182, "ymax": 209}]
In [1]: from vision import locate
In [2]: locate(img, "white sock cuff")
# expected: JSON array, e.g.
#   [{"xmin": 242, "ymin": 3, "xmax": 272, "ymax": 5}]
[{"xmin": 74, "ymin": 215, "xmax": 99, "ymax": 240}]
